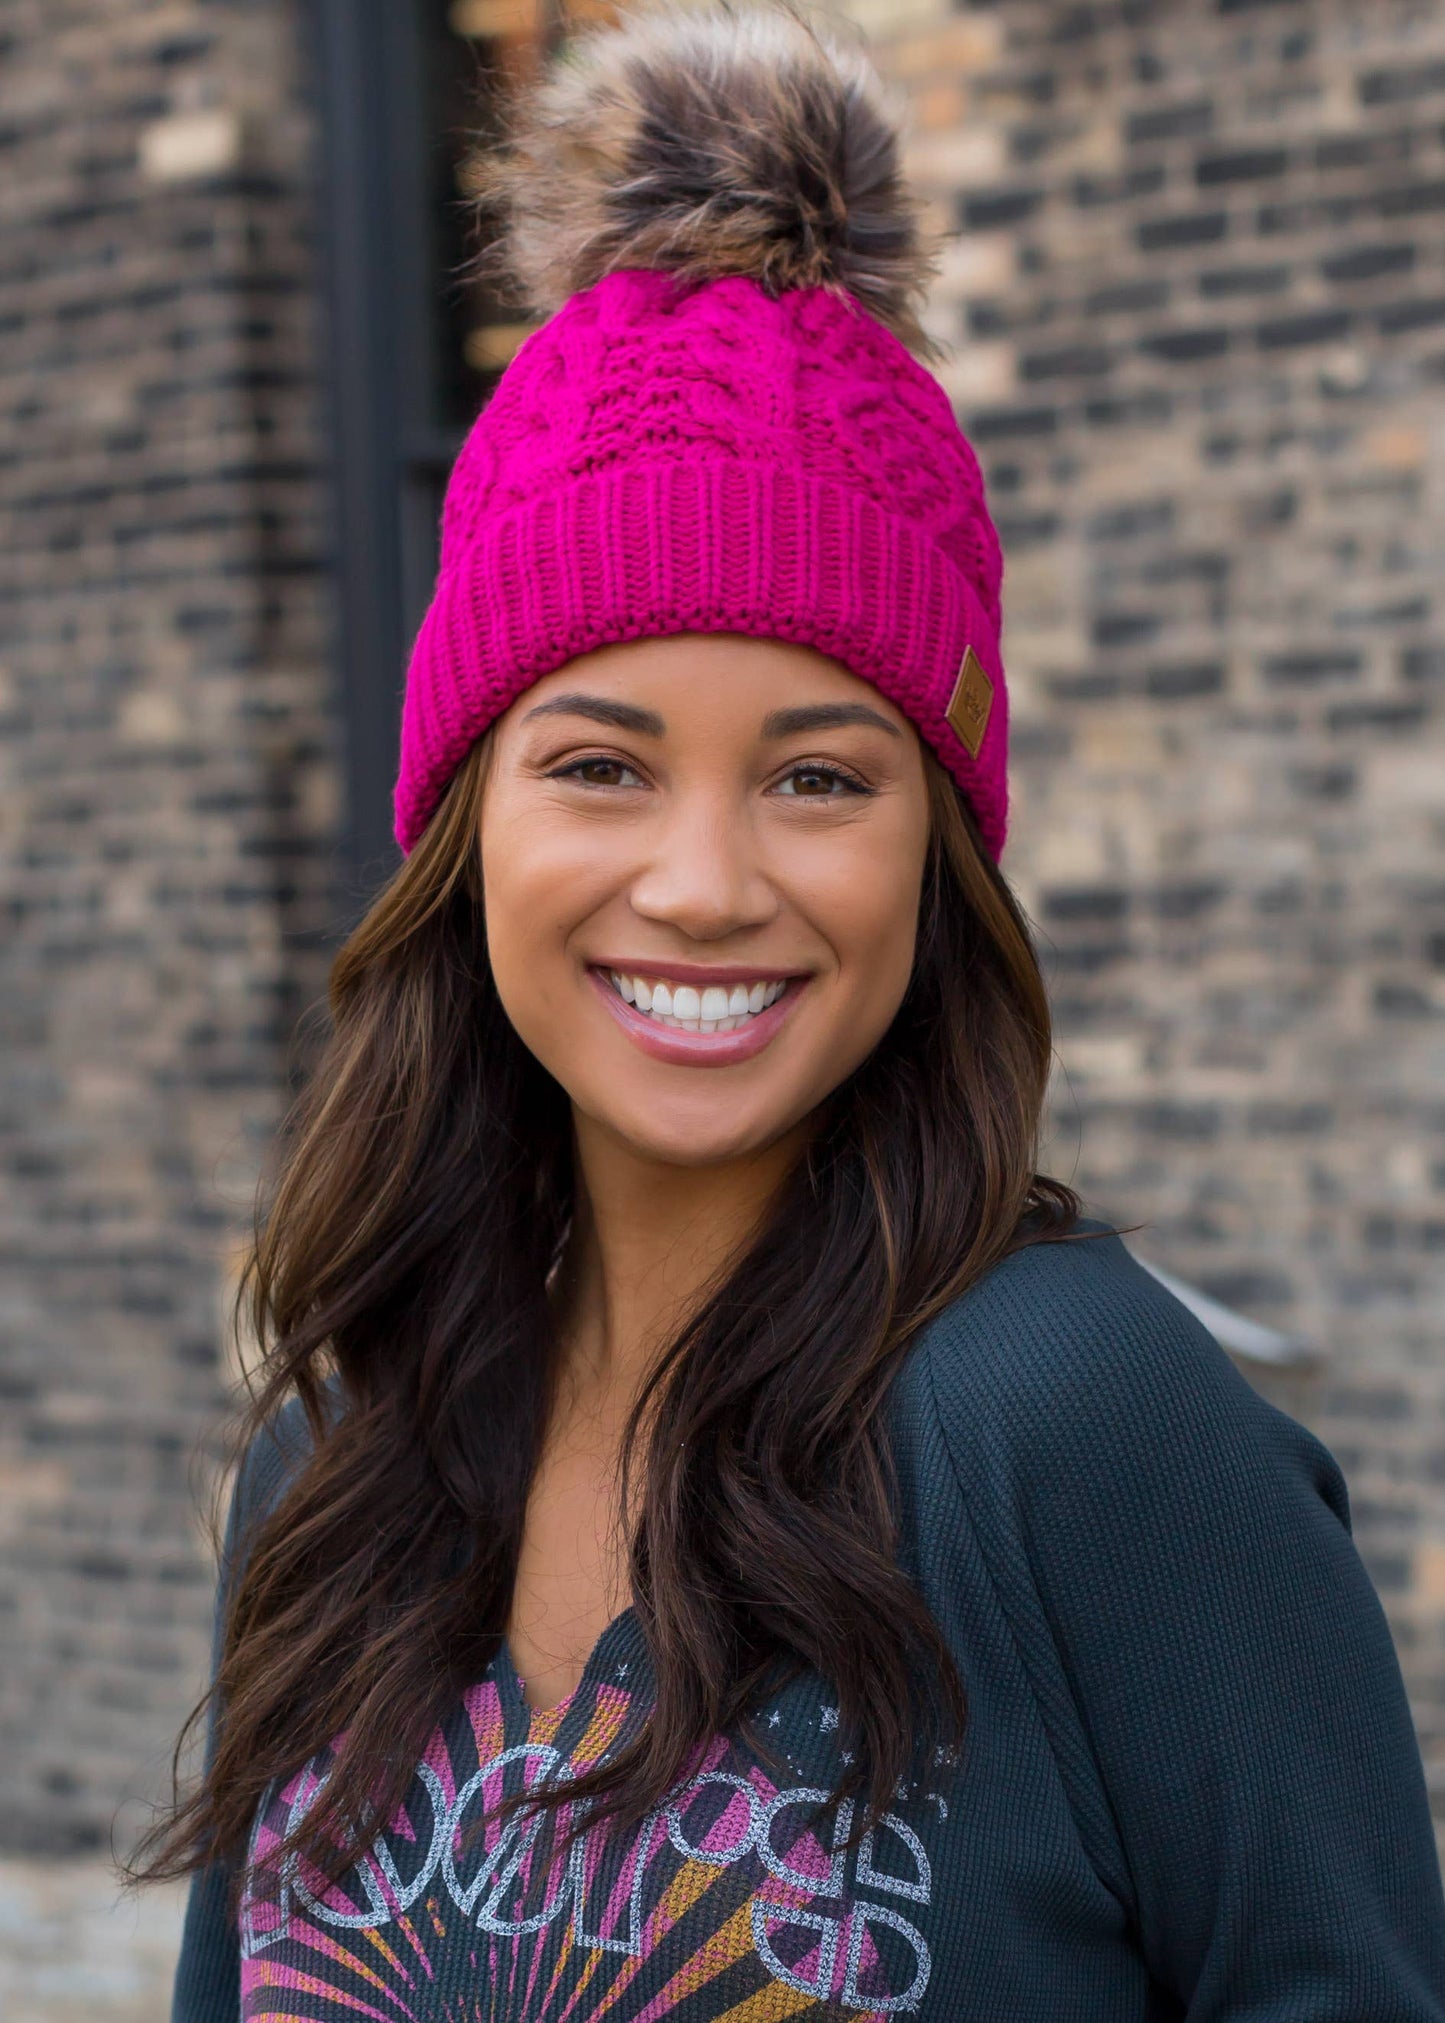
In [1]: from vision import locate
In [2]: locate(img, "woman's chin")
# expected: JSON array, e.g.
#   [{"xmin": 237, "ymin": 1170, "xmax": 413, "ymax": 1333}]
[{"xmin": 583, "ymin": 1099, "xmax": 802, "ymax": 1172}]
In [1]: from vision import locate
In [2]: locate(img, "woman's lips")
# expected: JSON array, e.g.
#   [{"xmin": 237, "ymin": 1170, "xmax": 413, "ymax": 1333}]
[{"xmin": 587, "ymin": 966, "xmax": 805, "ymax": 1067}]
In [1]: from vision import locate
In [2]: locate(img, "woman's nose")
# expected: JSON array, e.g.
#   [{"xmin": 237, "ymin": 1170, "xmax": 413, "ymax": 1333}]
[{"xmin": 626, "ymin": 802, "xmax": 779, "ymax": 942}]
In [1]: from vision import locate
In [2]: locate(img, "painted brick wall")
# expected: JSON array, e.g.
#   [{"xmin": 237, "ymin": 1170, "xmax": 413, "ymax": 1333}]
[
  {"xmin": 844, "ymin": 0, "xmax": 1445, "ymax": 1821},
  {"xmin": 0, "ymin": 0, "xmax": 337, "ymax": 1854}
]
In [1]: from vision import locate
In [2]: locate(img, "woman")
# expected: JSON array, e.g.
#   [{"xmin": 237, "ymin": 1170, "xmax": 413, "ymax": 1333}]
[{"xmin": 141, "ymin": 6, "xmax": 1445, "ymax": 2018}]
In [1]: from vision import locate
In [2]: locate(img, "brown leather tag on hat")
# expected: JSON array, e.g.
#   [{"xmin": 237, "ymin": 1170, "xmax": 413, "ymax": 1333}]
[{"xmin": 945, "ymin": 645, "xmax": 994, "ymax": 759}]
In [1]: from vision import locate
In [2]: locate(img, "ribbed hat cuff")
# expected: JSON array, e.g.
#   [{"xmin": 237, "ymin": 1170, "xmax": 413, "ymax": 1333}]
[{"xmin": 394, "ymin": 459, "xmax": 1006, "ymax": 857}]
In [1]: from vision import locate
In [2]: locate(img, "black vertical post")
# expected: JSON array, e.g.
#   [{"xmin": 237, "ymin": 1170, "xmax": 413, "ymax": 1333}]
[
  {"xmin": 314, "ymin": 0, "xmax": 434, "ymax": 918},
  {"xmin": 312, "ymin": 2, "xmax": 550, "ymax": 919}
]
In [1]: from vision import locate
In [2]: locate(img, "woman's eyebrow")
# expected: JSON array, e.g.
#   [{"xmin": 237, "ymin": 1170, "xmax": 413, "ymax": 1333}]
[
  {"xmin": 521, "ymin": 694, "xmax": 666, "ymax": 735},
  {"xmin": 761, "ymin": 703, "xmax": 902, "ymax": 739},
  {"xmin": 520, "ymin": 695, "xmax": 902, "ymax": 740}
]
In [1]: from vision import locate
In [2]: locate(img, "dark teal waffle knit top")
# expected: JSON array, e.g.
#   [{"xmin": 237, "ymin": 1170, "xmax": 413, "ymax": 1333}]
[{"xmin": 172, "ymin": 1223, "xmax": 1445, "ymax": 2020}]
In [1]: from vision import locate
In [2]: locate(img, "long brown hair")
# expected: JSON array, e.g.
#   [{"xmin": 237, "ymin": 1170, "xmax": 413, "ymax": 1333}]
[{"xmin": 131, "ymin": 735, "xmax": 1079, "ymax": 1902}]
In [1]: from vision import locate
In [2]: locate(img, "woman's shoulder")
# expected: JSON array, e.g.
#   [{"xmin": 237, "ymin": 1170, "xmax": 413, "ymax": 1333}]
[
  {"xmin": 895, "ymin": 1217, "xmax": 1344, "ymax": 1521},
  {"xmin": 911, "ymin": 1215, "xmax": 1234, "ymax": 1403}
]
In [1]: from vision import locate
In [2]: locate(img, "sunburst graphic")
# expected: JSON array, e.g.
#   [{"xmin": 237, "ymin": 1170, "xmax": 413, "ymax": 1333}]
[{"xmin": 241, "ymin": 1674, "xmax": 932, "ymax": 2021}]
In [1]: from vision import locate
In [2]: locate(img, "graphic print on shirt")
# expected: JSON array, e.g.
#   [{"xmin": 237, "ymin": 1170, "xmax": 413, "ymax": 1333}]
[{"xmin": 240, "ymin": 1669, "xmax": 939, "ymax": 2020}]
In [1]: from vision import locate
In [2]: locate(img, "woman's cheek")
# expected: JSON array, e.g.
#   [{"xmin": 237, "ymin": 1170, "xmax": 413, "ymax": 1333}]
[
  {"xmin": 485, "ymin": 808, "xmax": 621, "ymax": 956},
  {"xmin": 787, "ymin": 840, "xmax": 921, "ymax": 983}
]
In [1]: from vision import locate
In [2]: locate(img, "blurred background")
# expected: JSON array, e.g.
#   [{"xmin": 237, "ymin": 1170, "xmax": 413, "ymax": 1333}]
[{"xmin": 3, "ymin": 0, "xmax": 1444, "ymax": 2012}]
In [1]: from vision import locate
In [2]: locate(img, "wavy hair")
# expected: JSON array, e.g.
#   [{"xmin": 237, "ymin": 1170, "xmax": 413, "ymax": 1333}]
[{"xmin": 130, "ymin": 735, "xmax": 1080, "ymax": 1904}]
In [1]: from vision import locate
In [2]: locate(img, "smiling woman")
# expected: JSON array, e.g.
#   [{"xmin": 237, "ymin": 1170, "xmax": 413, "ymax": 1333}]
[
  {"xmin": 137, "ymin": 5, "xmax": 1445, "ymax": 2021},
  {"xmin": 482, "ymin": 636, "xmax": 931, "ymax": 1154}
]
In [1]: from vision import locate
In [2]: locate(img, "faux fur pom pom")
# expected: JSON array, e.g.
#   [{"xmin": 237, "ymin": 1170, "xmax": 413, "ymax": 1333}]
[{"xmin": 466, "ymin": 0, "xmax": 943, "ymax": 360}]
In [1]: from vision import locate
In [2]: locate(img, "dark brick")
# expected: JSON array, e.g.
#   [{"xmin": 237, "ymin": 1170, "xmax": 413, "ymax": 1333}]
[
  {"xmin": 1042, "ymin": 937, "xmax": 1132, "ymax": 977},
  {"xmin": 1241, "ymin": 487, "xmax": 1297, "ymax": 530},
  {"xmin": 1197, "ymin": 1268, "xmax": 1293, "ymax": 1306},
  {"xmin": 1048, "ymin": 5, "xmax": 1107, "ymax": 43},
  {"xmin": 1198, "ymin": 262, "xmax": 1291, "ymax": 297},
  {"xmin": 1402, "ymin": 646, "xmax": 1445, "ymax": 683},
  {"xmin": 1256, "ymin": 308, "xmax": 1351, "ymax": 348},
  {"xmin": 976, "ymin": 67, "xmax": 1057, "ymax": 110},
  {"xmin": 1358, "ymin": 60, "xmax": 1445, "ymax": 107},
  {"xmin": 1126, "ymin": 100, "xmax": 1214, "ymax": 145},
  {"xmin": 1246, "ymin": 1102, "xmax": 1334, "ymax": 1134},
  {"xmin": 1327, "ymin": 699, "xmax": 1429, "ymax": 734},
  {"xmin": 1288, "ymin": 762, "xmax": 1356, "ymax": 801},
  {"xmin": 1260, "ymin": 650, "xmax": 1361, "ymax": 684},
  {"xmin": 1084, "ymin": 392, "xmax": 1177, "ymax": 428},
  {"xmin": 1145, "ymin": 660, "xmax": 1225, "ymax": 698},
  {"xmin": 1071, "ymin": 165, "xmax": 1167, "ymax": 207},
  {"xmin": 72, "ymin": 1553, "xmax": 132, "ymax": 1582},
  {"xmin": 1375, "ymin": 982, "xmax": 1439, "ymax": 1017},
  {"xmin": 1257, "ymin": 195, "xmax": 1360, "ymax": 235},
  {"xmin": 1086, "ymin": 500, "xmax": 1175, "ymax": 540},
  {"xmin": 985, "ymin": 462, "xmax": 1027, "ymax": 496},
  {"xmin": 1137, "ymin": 1102, "xmax": 1224, "ymax": 1140},
  {"xmin": 1196, "ymin": 146, "xmax": 1289, "ymax": 185},
  {"xmin": 1047, "ymin": 670, "xmax": 1126, "ymax": 702},
  {"xmin": 1042, "ymin": 887, "xmax": 1131, "ymax": 922},
  {"xmin": 1084, "ymin": 277, "xmax": 1170, "ymax": 315},
  {"xmin": 1009, "ymin": 720, "xmax": 1073, "ymax": 760},
  {"xmin": 1321, "ymin": 243, "xmax": 1415, "ymax": 285},
  {"xmin": 175, "ymin": 603, "xmax": 238, "ymax": 635},
  {"xmin": 1377, "ymin": 179, "xmax": 1445, "ymax": 220},
  {"xmin": 965, "ymin": 403, "xmax": 1059, "ymax": 440},
  {"xmin": 1153, "ymin": 879, "xmax": 1227, "ymax": 917},
  {"xmin": 1092, "ymin": 609, "xmax": 1162, "ymax": 647},
  {"xmin": 992, "ymin": 510, "xmax": 1061, "ymax": 548},
  {"xmin": 1137, "ymin": 208, "xmax": 1229, "ymax": 250},
  {"xmin": 1018, "ymin": 343, "xmax": 1113, "ymax": 380},
  {"xmin": 958, "ymin": 187, "xmax": 1045, "ymax": 231},
  {"xmin": 1316, "ymin": 131, "xmax": 1415, "ymax": 172},
  {"xmin": 1203, "ymin": 430, "xmax": 1242, "ymax": 461},
  {"xmin": 967, "ymin": 301, "xmax": 1022, "ymax": 339},
  {"xmin": 1139, "ymin": 326, "xmax": 1230, "ymax": 361},
  {"xmin": 1377, "ymin": 296, "xmax": 1445, "ymax": 335},
  {"xmin": 1333, "ymin": 595, "xmax": 1429, "ymax": 629},
  {"xmin": 1008, "ymin": 119, "xmax": 1074, "ymax": 168}
]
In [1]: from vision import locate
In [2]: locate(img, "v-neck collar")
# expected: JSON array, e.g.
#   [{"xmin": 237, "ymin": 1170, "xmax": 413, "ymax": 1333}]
[{"xmin": 496, "ymin": 1604, "xmax": 649, "ymax": 1723}]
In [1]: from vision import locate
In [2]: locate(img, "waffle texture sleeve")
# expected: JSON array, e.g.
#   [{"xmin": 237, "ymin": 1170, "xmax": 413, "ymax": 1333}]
[
  {"xmin": 171, "ymin": 1399, "xmax": 317, "ymax": 2023},
  {"xmin": 923, "ymin": 1232, "xmax": 1445, "ymax": 2020}
]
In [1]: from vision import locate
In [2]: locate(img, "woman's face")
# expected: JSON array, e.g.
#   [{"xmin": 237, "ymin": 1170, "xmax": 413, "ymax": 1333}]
[{"xmin": 479, "ymin": 632, "xmax": 932, "ymax": 1168}]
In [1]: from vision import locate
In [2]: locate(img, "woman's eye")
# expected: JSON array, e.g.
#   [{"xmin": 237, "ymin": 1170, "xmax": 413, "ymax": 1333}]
[
  {"xmin": 553, "ymin": 757, "xmax": 643, "ymax": 788},
  {"xmin": 775, "ymin": 764, "xmax": 870, "ymax": 798}
]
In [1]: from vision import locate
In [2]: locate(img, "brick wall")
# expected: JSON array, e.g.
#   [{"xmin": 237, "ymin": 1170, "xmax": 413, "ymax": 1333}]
[
  {"xmin": 846, "ymin": 0, "xmax": 1445, "ymax": 1818},
  {"xmin": 0, "ymin": 0, "xmax": 336, "ymax": 1854},
  {"xmin": 4, "ymin": 0, "xmax": 1444, "ymax": 1865}
]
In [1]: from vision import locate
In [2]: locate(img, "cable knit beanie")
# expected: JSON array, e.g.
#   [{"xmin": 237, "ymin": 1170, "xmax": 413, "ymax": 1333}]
[{"xmin": 394, "ymin": 2, "xmax": 1010, "ymax": 860}]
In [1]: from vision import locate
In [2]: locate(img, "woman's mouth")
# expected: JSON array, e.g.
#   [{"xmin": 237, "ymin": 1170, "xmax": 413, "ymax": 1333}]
[
  {"xmin": 587, "ymin": 965, "xmax": 805, "ymax": 1066},
  {"xmin": 604, "ymin": 970, "xmax": 788, "ymax": 1033}
]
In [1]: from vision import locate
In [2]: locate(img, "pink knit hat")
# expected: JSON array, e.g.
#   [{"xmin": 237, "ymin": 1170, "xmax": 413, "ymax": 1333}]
[{"xmin": 394, "ymin": 7, "xmax": 1008, "ymax": 860}]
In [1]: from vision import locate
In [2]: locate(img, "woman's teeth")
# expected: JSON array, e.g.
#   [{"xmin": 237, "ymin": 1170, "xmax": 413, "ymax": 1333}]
[{"xmin": 607, "ymin": 972, "xmax": 788, "ymax": 1033}]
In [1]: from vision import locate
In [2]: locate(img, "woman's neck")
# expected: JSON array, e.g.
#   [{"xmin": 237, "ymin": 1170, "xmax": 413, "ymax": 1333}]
[{"xmin": 553, "ymin": 1110, "xmax": 810, "ymax": 1410}]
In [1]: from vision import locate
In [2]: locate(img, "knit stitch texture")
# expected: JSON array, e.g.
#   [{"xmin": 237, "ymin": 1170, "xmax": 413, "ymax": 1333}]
[
  {"xmin": 173, "ymin": 1227, "xmax": 1445, "ymax": 2020},
  {"xmin": 393, "ymin": 268, "xmax": 1008, "ymax": 856}
]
